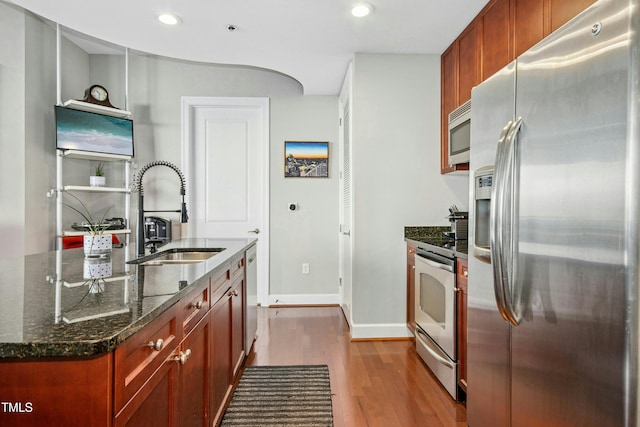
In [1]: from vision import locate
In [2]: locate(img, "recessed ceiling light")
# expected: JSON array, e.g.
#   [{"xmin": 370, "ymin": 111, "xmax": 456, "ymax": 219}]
[
  {"xmin": 157, "ymin": 13, "xmax": 181, "ymax": 26},
  {"xmin": 351, "ymin": 3, "xmax": 374, "ymax": 18}
]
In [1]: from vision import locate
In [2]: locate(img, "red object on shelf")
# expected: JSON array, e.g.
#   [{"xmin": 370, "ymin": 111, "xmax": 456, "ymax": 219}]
[{"xmin": 62, "ymin": 235, "xmax": 120, "ymax": 249}]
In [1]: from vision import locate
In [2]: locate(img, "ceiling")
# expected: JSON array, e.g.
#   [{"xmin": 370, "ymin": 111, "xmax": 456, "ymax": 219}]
[{"xmin": 9, "ymin": 0, "xmax": 489, "ymax": 95}]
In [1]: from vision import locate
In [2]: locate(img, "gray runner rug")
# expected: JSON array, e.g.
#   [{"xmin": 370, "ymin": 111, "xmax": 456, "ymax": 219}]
[{"xmin": 220, "ymin": 365, "xmax": 334, "ymax": 427}]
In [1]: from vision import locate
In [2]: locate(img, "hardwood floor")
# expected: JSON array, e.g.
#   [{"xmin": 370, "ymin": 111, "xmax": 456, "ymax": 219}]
[{"xmin": 245, "ymin": 306, "xmax": 467, "ymax": 427}]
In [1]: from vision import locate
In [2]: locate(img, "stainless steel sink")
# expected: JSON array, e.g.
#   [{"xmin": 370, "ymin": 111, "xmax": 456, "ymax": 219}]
[{"xmin": 127, "ymin": 248, "xmax": 224, "ymax": 266}]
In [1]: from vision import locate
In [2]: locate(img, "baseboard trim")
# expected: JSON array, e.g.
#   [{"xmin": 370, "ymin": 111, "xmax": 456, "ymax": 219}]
[
  {"xmin": 266, "ymin": 293, "xmax": 340, "ymax": 306},
  {"xmin": 349, "ymin": 323, "xmax": 414, "ymax": 340}
]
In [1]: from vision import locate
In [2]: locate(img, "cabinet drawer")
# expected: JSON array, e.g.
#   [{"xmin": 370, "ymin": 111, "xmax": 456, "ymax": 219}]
[
  {"xmin": 211, "ymin": 268, "xmax": 231, "ymax": 304},
  {"xmin": 181, "ymin": 281, "xmax": 209, "ymax": 335},
  {"xmin": 114, "ymin": 306, "xmax": 178, "ymax": 413},
  {"xmin": 228, "ymin": 254, "xmax": 244, "ymax": 281}
]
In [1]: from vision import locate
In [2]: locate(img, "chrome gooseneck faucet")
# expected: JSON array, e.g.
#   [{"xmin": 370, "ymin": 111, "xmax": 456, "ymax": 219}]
[{"xmin": 136, "ymin": 160, "xmax": 188, "ymax": 256}]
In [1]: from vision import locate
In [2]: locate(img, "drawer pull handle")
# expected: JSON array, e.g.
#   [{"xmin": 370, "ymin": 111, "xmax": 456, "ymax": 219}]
[
  {"xmin": 191, "ymin": 300, "xmax": 203, "ymax": 309},
  {"xmin": 175, "ymin": 349, "xmax": 192, "ymax": 365},
  {"xmin": 228, "ymin": 289, "xmax": 239, "ymax": 297},
  {"xmin": 147, "ymin": 338, "xmax": 164, "ymax": 352},
  {"xmin": 463, "ymin": 270, "xmax": 468, "ymax": 277}
]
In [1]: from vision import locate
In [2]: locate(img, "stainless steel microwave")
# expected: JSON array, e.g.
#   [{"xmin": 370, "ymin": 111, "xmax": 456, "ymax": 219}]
[{"xmin": 448, "ymin": 99, "xmax": 471, "ymax": 166}]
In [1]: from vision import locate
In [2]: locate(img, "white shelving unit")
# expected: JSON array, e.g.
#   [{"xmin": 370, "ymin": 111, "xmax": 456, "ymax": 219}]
[
  {"xmin": 54, "ymin": 33, "xmax": 133, "ymax": 250},
  {"xmin": 62, "ymin": 99, "xmax": 131, "ymax": 118},
  {"xmin": 55, "ymin": 146, "xmax": 132, "ymax": 249},
  {"xmin": 55, "ymin": 98, "xmax": 133, "ymax": 248}
]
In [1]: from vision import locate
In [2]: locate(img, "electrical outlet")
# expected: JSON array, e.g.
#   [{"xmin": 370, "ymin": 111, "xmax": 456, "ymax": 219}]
[{"xmin": 302, "ymin": 263, "xmax": 310, "ymax": 274}]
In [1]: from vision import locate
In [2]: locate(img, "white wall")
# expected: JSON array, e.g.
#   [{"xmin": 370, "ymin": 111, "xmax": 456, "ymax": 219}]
[
  {"xmin": 113, "ymin": 54, "xmax": 339, "ymax": 300},
  {"xmin": 269, "ymin": 95, "xmax": 339, "ymax": 303},
  {"xmin": 349, "ymin": 53, "xmax": 468, "ymax": 336},
  {"xmin": 0, "ymin": 2, "xmax": 26, "ymax": 257}
]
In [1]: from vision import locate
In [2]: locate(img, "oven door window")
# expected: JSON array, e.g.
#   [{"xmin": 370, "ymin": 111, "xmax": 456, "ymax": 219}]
[{"xmin": 419, "ymin": 272, "xmax": 446, "ymax": 327}]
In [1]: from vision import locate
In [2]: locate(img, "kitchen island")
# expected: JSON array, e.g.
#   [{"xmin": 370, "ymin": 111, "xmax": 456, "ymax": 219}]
[{"xmin": 0, "ymin": 237, "xmax": 256, "ymax": 427}]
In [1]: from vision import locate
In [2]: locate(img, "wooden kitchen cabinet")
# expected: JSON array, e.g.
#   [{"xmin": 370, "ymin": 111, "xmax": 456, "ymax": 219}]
[
  {"xmin": 406, "ymin": 243, "xmax": 416, "ymax": 333},
  {"xmin": 456, "ymin": 258, "xmax": 468, "ymax": 394},
  {"xmin": 230, "ymin": 274, "xmax": 245, "ymax": 379},
  {"xmin": 116, "ymin": 263, "xmax": 246, "ymax": 427},
  {"xmin": 548, "ymin": 0, "xmax": 597, "ymax": 32},
  {"xmin": 114, "ymin": 305, "xmax": 179, "ymax": 413},
  {"xmin": 482, "ymin": 0, "xmax": 512, "ymax": 80},
  {"xmin": 176, "ymin": 314, "xmax": 211, "ymax": 427},
  {"xmin": 0, "ymin": 354, "xmax": 113, "ymax": 427},
  {"xmin": 513, "ymin": 0, "xmax": 546, "ymax": 58},
  {"xmin": 440, "ymin": 44, "xmax": 469, "ymax": 174},
  {"xmin": 210, "ymin": 287, "xmax": 233, "ymax": 426},
  {"xmin": 458, "ymin": 24, "xmax": 481, "ymax": 105},
  {"xmin": 440, "ymin": 0, "xmax": 595, "ymax": 174},
  {"xmin": 210, "ymin": 256, "xmax": 246, "ymax": 426},
  {"xmin": 114, "ymin": 353, "xmax": 177, "ymax": 427},
  {"xmin": 114, "ymin": 281, "xmax": 208, "ymax": 427},
  {"xmin": 0, "ymin": 243, "xmax": 252, "ymax": 427},
  {"xmin": 115, "ymin": 306, "xmax": 211, "ymax": 427}
]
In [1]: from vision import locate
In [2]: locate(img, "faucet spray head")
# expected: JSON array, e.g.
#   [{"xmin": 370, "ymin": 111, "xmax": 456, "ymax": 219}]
[{"xmin": 180, "ymin": 196, "xmax": 189, "ymax": 223}]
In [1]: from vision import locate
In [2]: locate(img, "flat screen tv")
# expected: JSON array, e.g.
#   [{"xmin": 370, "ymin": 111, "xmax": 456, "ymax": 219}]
[{"xmin": 55, "ymin": 105, "xmax": 134, "ymax": 157}]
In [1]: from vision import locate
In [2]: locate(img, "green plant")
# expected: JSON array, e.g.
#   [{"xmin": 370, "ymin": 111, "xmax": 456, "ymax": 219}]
[
  {"xmin": 94, "ymin": 163, "xmax": 104, "ymax": 177},
  {"xmin": 63, "ymin": 193, "xmax": 112, "ymax": 235}
]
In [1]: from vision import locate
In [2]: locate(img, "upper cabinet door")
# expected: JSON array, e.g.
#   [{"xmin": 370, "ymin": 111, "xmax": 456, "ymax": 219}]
[
  {"xmin": 458, "ymin": 23, "xmax": 481, "ymax": 104},
  {"xmin": 548, "ymin": 0, "xmax": 597, "ymax": 33},
  {"xmin": 513, "ymin": 0, "xmax": 545, "ymax": 58},
  {"xmin": 482, "ymin": 0, "xmax": 512, "ymax": 81},
  {"xmin": 440, "ymin": 44, "xmax": 459, "ymax": 174}
]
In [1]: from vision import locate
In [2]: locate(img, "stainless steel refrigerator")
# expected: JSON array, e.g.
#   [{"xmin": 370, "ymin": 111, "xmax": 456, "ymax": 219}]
[{"xmin": 467, "ymin": 0, "xmax": 639, "ymax": 426}]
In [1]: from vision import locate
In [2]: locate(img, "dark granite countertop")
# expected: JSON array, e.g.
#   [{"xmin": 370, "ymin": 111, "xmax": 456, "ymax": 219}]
[
  {"xmin": 404, "ymin": 226, "xmax": 468, "ymax": 259},
  {"xmin": 0, "ymin": 238, "xmax": 256, "ymax": 359}
]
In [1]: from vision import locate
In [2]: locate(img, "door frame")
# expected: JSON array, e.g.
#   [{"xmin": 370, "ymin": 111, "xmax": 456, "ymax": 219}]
[
  {"xmin": 181, "ymin": 96, "xmax": 270, "ymax": 306},
  {"xmin": 338, "ymin": 64, "xmax": 353, "ymax": 327}
]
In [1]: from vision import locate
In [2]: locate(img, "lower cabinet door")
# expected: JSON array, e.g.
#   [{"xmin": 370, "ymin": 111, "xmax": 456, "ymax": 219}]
[
  {"xmin": 114, "ymin": 359, "xmax": 177, "ymax": 427},
  {"xmin": 177, "ymin": 314, "xmax": 211, "ymax": 427},
  {"xmin": 210, "ymin": 292, "xmax": 233, "ymax": 426},
  {"xmin": 230, "ymin": 276, "xmax": 245, "ymax": 380}
]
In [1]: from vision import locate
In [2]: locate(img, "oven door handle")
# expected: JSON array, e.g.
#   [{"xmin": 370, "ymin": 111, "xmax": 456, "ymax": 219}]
[
  {"xmin": 416, "ymin": 328, "xmax": 455, "ymax": 369},
  {"xmin": 415, "ymin": 255, "xmax": 454, "ymax": 273}
]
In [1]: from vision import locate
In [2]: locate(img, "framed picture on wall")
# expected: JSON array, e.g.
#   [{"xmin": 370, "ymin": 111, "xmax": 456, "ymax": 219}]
[{"xmin": 284, "ymin": 141, "xmax": 329, "ymax": 178}]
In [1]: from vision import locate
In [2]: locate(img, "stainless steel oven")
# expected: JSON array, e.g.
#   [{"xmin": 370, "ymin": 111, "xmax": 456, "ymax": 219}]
[{"xmin": 414, "ymin": 247, "xmax": 457, "ymax": 400}]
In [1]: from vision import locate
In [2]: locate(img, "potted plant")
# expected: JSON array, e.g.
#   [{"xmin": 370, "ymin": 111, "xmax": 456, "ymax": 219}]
[
  {"xmin": 64, "ymin": 193, "xmax": 113, "ymax": 258},
  {"xmin": 90, "ymin": 163, "xmax": 106, "ymax": 187}
]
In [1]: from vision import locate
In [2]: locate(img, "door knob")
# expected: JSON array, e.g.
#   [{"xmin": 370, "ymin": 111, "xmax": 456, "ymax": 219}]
[{"xmin": 248, "ymin": 228, "xmax": 260, "ymax": 234}]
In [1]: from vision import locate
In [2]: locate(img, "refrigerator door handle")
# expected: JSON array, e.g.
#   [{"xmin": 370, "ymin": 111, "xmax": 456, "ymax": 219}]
[
  {"xmin": 491, "ymin": 121, "xmax": 513, "ymax": 323},
  {"xmin": 505, "ymin": 117, "xmax": 523, "ymax": 324},
  {"xmin": 491, "ymin": 118, "xmax": 523, "ymax": 326}
]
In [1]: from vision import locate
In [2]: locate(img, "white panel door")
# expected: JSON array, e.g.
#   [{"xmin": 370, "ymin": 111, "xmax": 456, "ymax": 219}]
[{"xmin": 182, "ymin": 97, "xmax": 269, "ymax": 305}]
